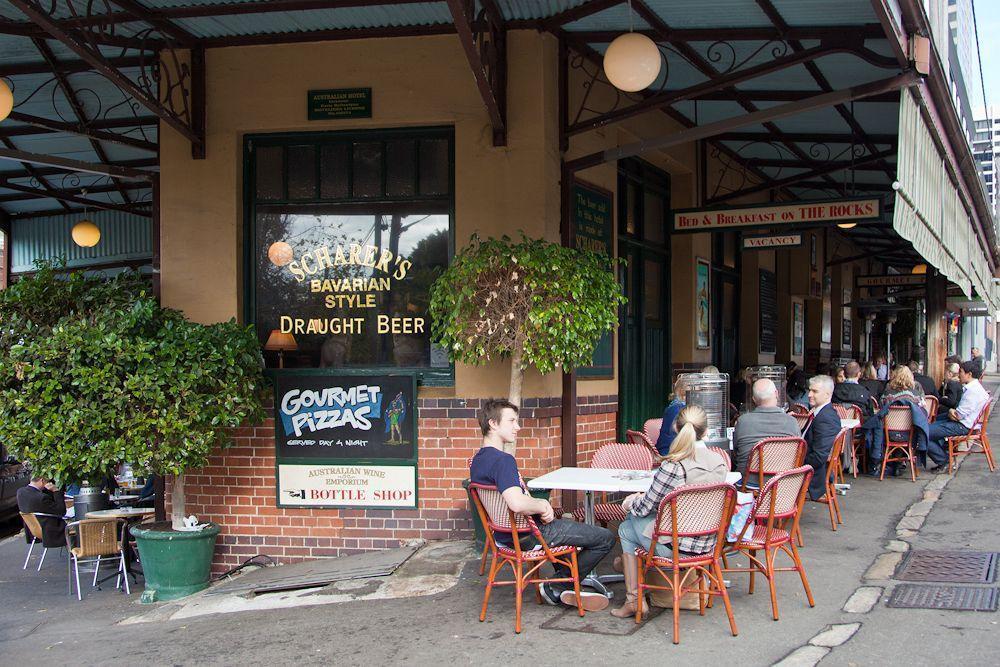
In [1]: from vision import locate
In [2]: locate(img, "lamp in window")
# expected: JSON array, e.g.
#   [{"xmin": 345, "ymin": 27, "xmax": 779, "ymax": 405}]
[
  {"xmin": 71, "ymin": 219, "xmax": 101, "ymax": 247},
  {"xmin": 603, "ymin": 1, "xmax": 660, "ymax": 92},
  {"xmin": 264, "ymin": 330, "xmax": 297, "ymax": 368},
  {"xmin": 267, "ymin": 241, "xmax": 294, "ymax": 267},
  {"xmin": 0, "ymin": 78, "xmax": 12, "ymax": 122},
  {"xmin": 911, "ymin": 263, "xmax": 927, "ymax": 274}
]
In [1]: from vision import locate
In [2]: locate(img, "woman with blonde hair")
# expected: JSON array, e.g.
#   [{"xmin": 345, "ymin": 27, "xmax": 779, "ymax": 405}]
[
  {"xmin": 881, "ymin": 365, "xmax": 923, "ymax": 405},
  {"xmin": 611, "ymin": 405, "xmax": 729, "ymax": 618}
]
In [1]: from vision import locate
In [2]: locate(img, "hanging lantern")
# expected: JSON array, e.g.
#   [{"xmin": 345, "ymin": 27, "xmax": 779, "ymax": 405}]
[
  {"xmin": 603, "ymin": 33, "xmax": 661, "ymax": 92},
  {"xmin": 837, "ymin": 222, "xmax": 857, "ymax": 229},
  {"xmin": 911, "ymin": 263, "xmax": 927, "ymax": 274},
  {"xmin": 71, "ymin": 219, "xmax": 100, "ymax": 247},
  {"xmin": 0, "ymin": 79, "xmax": 12, "ymax": 122},
  {"xmin": 267, "ymin": 241, "xmax": 294, "ymax": 266}
]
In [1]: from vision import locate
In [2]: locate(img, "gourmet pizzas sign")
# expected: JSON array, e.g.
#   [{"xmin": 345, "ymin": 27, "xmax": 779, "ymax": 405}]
[
  {"xmin": 672, "ymin": 197, "xmax": 882, "ymax": 233},
  {"xmin": 274, "ymin": 372, "xmax": 417, "ymax": 509}
]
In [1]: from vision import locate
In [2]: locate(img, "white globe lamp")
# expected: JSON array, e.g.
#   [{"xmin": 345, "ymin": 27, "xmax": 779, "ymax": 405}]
[
  {"xmin": 603, "ymin": 33, "xmax": 661, "ymax": 92},
  {"xmin": 0, "ymin": 79, "xmax": 12, "ymax": 122},
  {"xmin": 71, "ymin": 219, "xmax": 101, "ymax": 247}
]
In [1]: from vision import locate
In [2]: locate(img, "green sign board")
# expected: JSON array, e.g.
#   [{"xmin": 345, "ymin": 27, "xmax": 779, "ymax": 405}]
[
  {"xmin": 572, "ymin": 181, "xmax": 614, "ymax": 379},
  {"xmin": 308, "ymin": 88, "xmax": 372, "ymax": 120}
]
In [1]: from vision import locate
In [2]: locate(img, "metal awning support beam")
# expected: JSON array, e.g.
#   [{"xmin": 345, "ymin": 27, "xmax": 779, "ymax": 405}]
[
  {"xmin": 0, "ymin": 178, "xmax": 150, "ymax": 216},
  {"xmin": 718, "ymin": 131, "xmax": 897, "ymax": 144},
  {"xmin": 108, "ymin": 0, "xmax": 197, "ymax": 47},
  {"xmin": 0, "ymin": 147, "xmax": 154, "ymax": 181},
  {"xmin": 565, "ymin": 24, "xmax": 887, "ymax": 42},
  {"xmin": 697, "ymin": 90, "xmax": 899, "ymax": 103},
  {"xmin": 566, "ymin": 71, "xmax": 919, "ymax": 173},
  {"xmin": 0, "ymin": 181, "xmax": 148, "ymax": 204},
  {"xmin": 0, "ymin": 55, "xmax": 145, "ymax": 77},
  {"xmin": 447, "ymin": 0, "xmax": 507, "ymax": 146},
  {"xmin": 0, "ymin": 158, "xmax": 156, "ymax": 181},
  {"xmin": 2, "ymin": 112, "xmax": 157, "ymax": 152},
  {"xmin": 706, "ymin": 149, "xmax": 897, "ymax": 203},
  {"xmin": 0, "ymin": 19, "xmax": 161, "ymax": 49},
  {"xmin": 9, "ymin": 0, "xmax": 203, "ymax": 153}
]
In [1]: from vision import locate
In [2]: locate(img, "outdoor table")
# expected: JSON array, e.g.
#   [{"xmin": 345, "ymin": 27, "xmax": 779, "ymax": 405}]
[
  {"xmin": 527, "ymin": 467, "xmax": 743, "ymax": 597},
  {"xmin": 110, "ymin": 494, "xmax": 140, "ymax": 506},
  {"xmin": 84, "ymin": 508, "xmax": 154, "ymax": 586}
]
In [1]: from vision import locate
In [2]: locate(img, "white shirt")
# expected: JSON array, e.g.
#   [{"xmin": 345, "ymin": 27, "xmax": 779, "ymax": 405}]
[{"xmin": 954, "ymin": 378, "xmax": 990, "ymax": 429}]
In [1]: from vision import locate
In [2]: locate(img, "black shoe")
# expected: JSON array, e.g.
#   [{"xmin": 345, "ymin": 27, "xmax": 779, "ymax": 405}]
[
  {"xmin": 928, "ymin": 464, "xmax": 947, "ymax": 474},
  {"xmin": 539, "ymin": 583, "xmax": 561, "ymax": 606}
]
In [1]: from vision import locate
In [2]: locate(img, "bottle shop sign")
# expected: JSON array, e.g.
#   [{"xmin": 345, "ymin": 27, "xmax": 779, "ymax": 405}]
[
  {"xmin": 672, "ymin": 196, "xmax": 882, "ymax": 233},
  {"xmin": 278, "ymin": 464, "xmax": 416, "ymax": 508}
]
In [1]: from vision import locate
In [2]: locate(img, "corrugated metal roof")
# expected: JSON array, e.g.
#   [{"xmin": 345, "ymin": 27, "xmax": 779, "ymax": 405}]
[
  {"xmin": 10, "ymin": 210, "xmax": 152, "ymax": 273},
  {"xmin": 769, "ymin": 0, "xmax": 877, "ymax": 26},
  {"xmin": 641, "ymin": 0, "xmax": 773, "ymax": 28}
]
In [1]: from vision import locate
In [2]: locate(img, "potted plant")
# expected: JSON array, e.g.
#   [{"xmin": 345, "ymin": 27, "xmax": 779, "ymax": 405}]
[
  {"xmin": 0, "ymin": 262, "xmax": 265, "ymax": 601},
  {"xmin": 429, "ymin": 233, "xmax": 624, "ymax": 406}
]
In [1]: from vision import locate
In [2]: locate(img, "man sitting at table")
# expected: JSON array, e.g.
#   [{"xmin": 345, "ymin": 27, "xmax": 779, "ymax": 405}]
[
  {"xmin": 925, "ymin": 361, "xmax": 991, "ymax": 472},
  {"xmin": 804, "ymin": 375, "xmax": 841, "ymax": 501},
  {"xmin": 469, "ymin": 398, "xmax": 615, "ymax": 611},
  {"xmin": 16, "ymin": 477, "xmax": 67, "ymax": 549},
  {"xmin": 833, "ymin": 361, "xmax": 874, "ymax": 418},
  {"xmin": 938, "ymin": 362, "xmax": 963, "ymax": 417},
  {"xmin": 733, "ymin": 378, "xmax": 801, "ymax": 476}
]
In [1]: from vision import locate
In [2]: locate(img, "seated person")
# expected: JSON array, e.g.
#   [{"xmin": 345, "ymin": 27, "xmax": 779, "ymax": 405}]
[
  {"xmin": 612, "ymin": 405, "xmax": 728, "ymax": 619},
  {"xmin": 469, "ymin": 399, "xmax": 614, "ymax": 611},
  {"xmin": 860, "ymin": 362, "xmax": 885, "ymax": 400},
  {"xmin": 733, "ymin": 379, "xmax": 801, "ymax": 476},
  {"xmin": 833, "ymin": 361, "xmax": 874, "ymax": 418},
  {"xmin": 834, "ymin": 367, "xmax": 846, "ymax": 384},
  {"xmin": 926, "ymin": 361, "xmax": 990, "ymax": 472},
  {"xmin": 938, "ymin": 362, "xmax": 963, "ymax": 416},
  {"xmin": 655, "ymin": 377, "xmax": 687, "ymax": 455},
  {"xmin": 16, "ymin": 477, "xmax": 67, "ymax": 549},
  {"xmin": 881, "ymin": 366, "xmax": 924, "ymax": 405},
  {"xmin": 804, "ymin": 375, "xmax": 841, "ymax": 500},
  {"xmin": 908, "ymin": 360, "xmax": 939, "ymax": 399},
  {"xmin": 788, "ymin": 370, "xmax": 810, "ymax": 409}
]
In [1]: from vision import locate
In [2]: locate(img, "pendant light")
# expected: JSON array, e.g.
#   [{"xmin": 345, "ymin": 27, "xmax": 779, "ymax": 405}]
[
  {"xmin": 0, "ymin": 78, "xmax": 12, "ymax": 122},
  {"xmin": 603, "ymin": 0, "xmax": 661, "ymax": 92},
  {"xmin": 71, "ymin": 198, "xmax": 100, "ymax": 248}
]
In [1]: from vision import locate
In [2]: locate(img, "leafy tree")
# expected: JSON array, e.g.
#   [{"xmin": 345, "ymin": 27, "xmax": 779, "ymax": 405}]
[
  {"xmin": 429, "ymin": 234, "xmax": 624, "ymax": 405},
  {"xmin": 0, "ymin": 262, "xmax": 265, "ymax": 529}
]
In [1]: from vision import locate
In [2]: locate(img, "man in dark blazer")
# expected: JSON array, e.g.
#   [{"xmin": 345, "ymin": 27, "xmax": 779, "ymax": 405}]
[
  {"xmin": 833, "ymin": 361, "xmax": 873, "ymax": 417},
  {"xmin": 969, "ymin": 348, "xmax": 985, "ymax": 379},
  {"xmin": 16, "ymin": 477, "xmax": 67, "ymax": 548},
  {"xmin": 804, "ymin": 375, "xmax": 842, "ymax": 500},
  {"xmin": 938, "ymin": 362, "xmax": 963, "ymax": 416}
]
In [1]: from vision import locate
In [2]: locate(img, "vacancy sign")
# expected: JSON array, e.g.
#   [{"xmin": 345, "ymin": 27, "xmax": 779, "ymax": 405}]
[
  {"xmin": 743, "ymin": 233, "xmax": 803, "ymax": 250},
  {"xmin": 673, "ymin": 197, "xmax": 882, "ymax": 233}
]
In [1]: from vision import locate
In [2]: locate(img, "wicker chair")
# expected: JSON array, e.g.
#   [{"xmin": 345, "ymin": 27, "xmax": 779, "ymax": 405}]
[
  {"xmin": 634, "ymin": 483, "xmax": 738, "ymax": 645},
  {"xmin": 469, "ymin": 483, "xmax": 584, "ymax": 634},
  {"xmin": 19, "ymin": 512, "xmax": 64, "ymax": 571},
  {"xmin": 922, "ymin": 395, "xmax": 939, "ymax": 419},
  {"xmin": 626, "ymin": 429, "xmax": 659, "ymax": 457},
  {"xmin": 834, "ymin": 403, "xmax": 865, "ymax": 478},
  {"xmin": 793, "ymin": 412, "xmax": 812, "ymax": 433},
  {"xmin": 572, "ymin": 443, "xmax": 655, "ymax": 524},
  {"xmin": 812, "ymin": 428, "xmax": 849, "ymax": 530},
  {"xmin": 948, "ymin": 400, "xmax": 996, "ymax": 473},
  {"xmin": 65, "ymin": 518, "xmax": 130, "ymax": 601},
  {"xmin": 882, "ymin": 405, "xmax": 918, "ymax": 482},
  {"xmin": 723, "ymin": 466, "xmax": 815, "ymax": 620},
  {"xmin": 788, "ymin": 403, "xmax": 810, "ymax": 416},
  {"xmin": 643, "ymin": 418, "xmax": 663, "ymax": 447},
  {"xmin": 740, "ymin": 437, "xmax": 807, "ymax": 495}
]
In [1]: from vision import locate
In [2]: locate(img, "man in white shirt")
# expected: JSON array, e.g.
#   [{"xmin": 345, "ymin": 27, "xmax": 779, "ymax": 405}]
[{"xmin": 925, "ymin": 361, "xmax": 991, "ymax": 472}]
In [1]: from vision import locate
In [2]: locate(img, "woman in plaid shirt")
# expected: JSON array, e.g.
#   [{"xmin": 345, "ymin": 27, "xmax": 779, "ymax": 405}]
[{"xmin": 610, "ymin": 405, "xmax": 729, "ymax": 619}]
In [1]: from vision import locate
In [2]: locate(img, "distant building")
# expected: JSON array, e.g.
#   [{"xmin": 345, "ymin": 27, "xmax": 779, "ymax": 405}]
[{"xmin": 973, "ymin": 113, "xmax": 999, "ymax": 214}]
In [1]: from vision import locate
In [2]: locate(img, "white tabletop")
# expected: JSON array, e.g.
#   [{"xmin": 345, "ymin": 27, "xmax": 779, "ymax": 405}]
[
  {"xmin": 84, "ymin": 508, "xmax": 154, "ymax": 519},
  {"xmin": 527, "ymin": 467, "xmax": 742, "ymax": 493},
  {"xmin": 842, "ymin": 419, "xmax": 860, "ymax": 429}
]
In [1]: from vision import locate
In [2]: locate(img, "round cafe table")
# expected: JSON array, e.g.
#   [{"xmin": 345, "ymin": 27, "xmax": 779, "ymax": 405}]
[{"xmin": 85, "ymin": 507, "xmax": 154, "ymax": 519}]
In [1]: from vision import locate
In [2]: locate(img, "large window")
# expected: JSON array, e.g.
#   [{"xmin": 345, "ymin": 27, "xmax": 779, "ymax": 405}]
[{"xmin": 245, "ymin": 128, "xmax": 453, "ymax": 383}]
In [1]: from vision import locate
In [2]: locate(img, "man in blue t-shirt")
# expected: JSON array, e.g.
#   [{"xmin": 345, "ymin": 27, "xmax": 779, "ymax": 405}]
[{"xmin": 470, "ymin": 398, "xmax": 615, "ymax": 611}]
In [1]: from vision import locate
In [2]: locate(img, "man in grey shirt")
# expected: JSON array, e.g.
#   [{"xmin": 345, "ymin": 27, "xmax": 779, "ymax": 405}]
[{"xmin": 733, "ymin": 378, "xmax": 801, "ymax": 475}]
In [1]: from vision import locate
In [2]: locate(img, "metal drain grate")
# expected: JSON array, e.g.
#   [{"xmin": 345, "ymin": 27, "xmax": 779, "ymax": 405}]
[
  {"xmin": 887, "ymin": 585, "xmax": 998, "ymax": 611},
  {"xmin": 896, "ymin": 550, "xmax": 998, "ymax": 584}
]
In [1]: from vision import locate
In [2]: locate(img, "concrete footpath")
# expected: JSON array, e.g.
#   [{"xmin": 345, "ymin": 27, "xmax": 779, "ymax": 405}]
[{"xmin": 1, "ymin": 399, "xmax": 999, "ymax": 665}]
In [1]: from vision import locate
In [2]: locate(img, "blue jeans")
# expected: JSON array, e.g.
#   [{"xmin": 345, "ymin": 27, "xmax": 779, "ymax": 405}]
[
  {"xmin": 926, "ymin": 419, "xmax": 969, "ymax": 466},
  {"xmin": 618, "ymin": 513, "xmax": 671, "ymax": 558}
]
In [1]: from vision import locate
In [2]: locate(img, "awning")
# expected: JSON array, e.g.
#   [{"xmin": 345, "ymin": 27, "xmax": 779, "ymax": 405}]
[{"xmin": 893, "ymin": 88, "xmax": 1000, "ymax": 312}]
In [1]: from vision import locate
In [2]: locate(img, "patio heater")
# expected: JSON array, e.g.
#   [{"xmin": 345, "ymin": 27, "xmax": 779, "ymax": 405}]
[
  {"xmin": 679, "ymin": 372, "xmax": 730, "ymax": 448},
  {"xmin": 744, "ymin": 365, "xmax": 787, "ymax": 411}
]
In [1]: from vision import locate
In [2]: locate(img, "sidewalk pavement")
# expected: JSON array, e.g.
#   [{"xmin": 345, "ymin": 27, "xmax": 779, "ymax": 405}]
[{"xmin": 1, "ymin": 391, "xmax": 998, "ymax": 665}]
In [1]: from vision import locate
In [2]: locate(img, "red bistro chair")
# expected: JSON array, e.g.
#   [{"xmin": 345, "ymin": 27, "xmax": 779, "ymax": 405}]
[
  {"xmin": 740, "ymin": 437, "xmax": 807, "ymax": 495},
  {"xmin": 948, "ymin": 400, "xmax": 996, "ymax": 473},
  {"xmin": 869, "ymin": 395, "xmax": 881, "ymax": 414},
  {"xmin": 724, "ymin": 466, "xmax": 815, "ymax": 621},
  {"xmin": 789, "ymin": 403, "xmax": 810, "ymax": 416},
  {"xmin": 573, "ymin": 443, "xmax": 656, "ymax": 524},
  {"xmin": 626, "ymin": 429, "xmax": 659, "ymax": 457},
  {"xmin": 793, "ymin": 412, "xmax": 812, "ymax": 433},
  {"xmin": 635, "ymin": 483, "xmax": 738, "ymax": 644},
  {"xmin": 813, "ymin": 428, "xmax": 849, "ymax": 530},
  {"xmin": 468, "ymin": 483, "xmax": 585, "ymax": 634},
  {"xmin": 834, "ymin": 403, "xmax": 865, "ymax": 478},
  {"xmin": 643, "ymin": 418, "xmax": 664, "ymax": 447},
  {"xmin": 882, "ymin": 405, "xmax": 918, "ymax": 482},
  {"xmin": 922, "ymin": 395, "xmax": 939, "ymax": 420},
  {"xmin": 708, "ymin": 446, "xmax": 731, "ymax": 471}
]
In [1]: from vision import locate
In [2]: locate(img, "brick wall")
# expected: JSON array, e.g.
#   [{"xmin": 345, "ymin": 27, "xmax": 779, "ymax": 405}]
[{"xmin": 170, "ymin": 394, "xmax": 617, "ymax": 573}]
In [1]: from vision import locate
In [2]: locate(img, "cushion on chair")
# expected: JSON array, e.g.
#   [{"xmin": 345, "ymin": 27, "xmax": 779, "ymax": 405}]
[
  {"xmin": 571, "ymin": 503, "xmax": 628, "ymax": 523},
  {"xmin": 734, "ymin": 523, "xmax": 791, "ymax": 548},
  {"xmin": 635, "ymin": 546, "xmax": 715, "ymax": 566},
  {"xmin": 495, "ymin": 544, "xmax": 577, "ymax": 559}
]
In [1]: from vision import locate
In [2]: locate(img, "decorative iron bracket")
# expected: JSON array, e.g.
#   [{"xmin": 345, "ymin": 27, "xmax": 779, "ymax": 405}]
[
  {"xmin": 446, "ymin": 0, "xmax": 507, "ymax": 146},
  {"xmin": 9, "ymin": 0, "xmax": 205, "ymax": 159}
]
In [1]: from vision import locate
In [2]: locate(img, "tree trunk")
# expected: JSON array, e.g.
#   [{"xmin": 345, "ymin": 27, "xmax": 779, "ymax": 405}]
[
  {"xmin": 170, "ymin": 473, "xmax": 186, "ymax": 530},
  {"xmin": 508, "ymin": 337, "xmax": 524, "ymax": 408}
]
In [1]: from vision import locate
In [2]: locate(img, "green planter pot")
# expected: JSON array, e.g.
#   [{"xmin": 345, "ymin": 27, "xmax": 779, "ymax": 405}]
[{"xmin": 131, "ymin": 522, "xmax": 221, "ymax": 603}]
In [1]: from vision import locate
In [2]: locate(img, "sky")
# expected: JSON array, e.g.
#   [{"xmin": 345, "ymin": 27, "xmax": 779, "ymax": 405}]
[{"xmin": 974, "ymin": 0, "xmax": 1000, "ymax": 117}]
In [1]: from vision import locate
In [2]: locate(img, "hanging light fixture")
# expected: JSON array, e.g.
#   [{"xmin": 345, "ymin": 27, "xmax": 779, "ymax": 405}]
[
  {"xmin": 911, "ymin": 263, "xmax": 927, "ymax": 274},
  {"xmin": 837, "ymin": 222, "xmax": 857, "ymax": 229},
  {"xmin": 603, "ymin": 0, "xmax": 661, "ymax": 92},
  {"xmin": 72, "ymin": 219, "xmax": 100, "ymax": 247},
  {"xmin": 0, "ymin": 78, "xmax": 13, "ymax": 123}
]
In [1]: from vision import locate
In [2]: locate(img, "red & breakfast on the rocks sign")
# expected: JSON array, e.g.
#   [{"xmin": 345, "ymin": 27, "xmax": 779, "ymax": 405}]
[{"xmin": 672, "ymin": 197, "xmax": 882, "ymax": 233}]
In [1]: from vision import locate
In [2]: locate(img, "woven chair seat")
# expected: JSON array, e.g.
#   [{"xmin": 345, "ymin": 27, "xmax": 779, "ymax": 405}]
[
  {"xmin": 494, "ymin": 543, "xmax": 577, "ymax": 559},
  {"xmin": 571, "ymin": 502, "xmax": 627, "ymax": 524},
  {"xmin": 636, "ymin": 546, "xmax": 715, "ymax": 567},
  {"xmin": 733, "ymin": 523, "xmax": 791, "ymax": 548}
]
